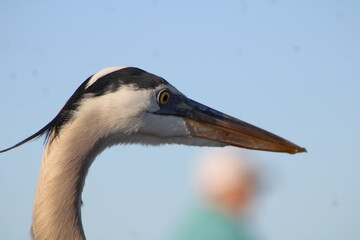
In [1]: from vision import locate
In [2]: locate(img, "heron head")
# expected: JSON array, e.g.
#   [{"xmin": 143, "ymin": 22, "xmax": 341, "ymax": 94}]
[{"xmin": 0, "ymin": 67, "xmax": 306, "ymax": 154}]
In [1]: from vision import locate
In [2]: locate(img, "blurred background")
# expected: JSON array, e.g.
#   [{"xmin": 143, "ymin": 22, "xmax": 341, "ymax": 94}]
[
  {"xmin": 0, "ymin": 1, "xmax": 359, "ymax": 239},
  {"xmin": 171, "ymin": 149, "xmax": 261, "ymax": 240}
]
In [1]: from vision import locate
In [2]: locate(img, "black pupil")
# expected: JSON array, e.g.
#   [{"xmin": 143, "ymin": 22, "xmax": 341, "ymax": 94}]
[{"xmin": 162, "ymin": 93, "xmax": 168, "ymax": 102}]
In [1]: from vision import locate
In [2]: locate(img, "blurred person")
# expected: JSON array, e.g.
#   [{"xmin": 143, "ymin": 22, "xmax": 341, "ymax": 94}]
[{"xmin": 172, "ymin": 149, "xmax": 259, "ymax": 240}]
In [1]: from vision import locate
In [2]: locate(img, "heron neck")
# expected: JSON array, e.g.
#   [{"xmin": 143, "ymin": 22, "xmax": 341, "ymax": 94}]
[{"xmin": 31, "ymin": 127, "xmax": 104, "ymax": 240}]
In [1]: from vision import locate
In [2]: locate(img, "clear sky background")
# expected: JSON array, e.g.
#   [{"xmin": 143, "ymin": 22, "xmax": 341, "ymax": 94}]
[{"xmin": 0, "ymin": 1, "xmax": 359, "ymax": 240}]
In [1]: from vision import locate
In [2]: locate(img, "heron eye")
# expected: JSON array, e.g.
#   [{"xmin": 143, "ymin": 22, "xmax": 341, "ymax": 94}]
[{"xmin": 158, "ymin": 90, "xmax": 170, "ymax": 105}]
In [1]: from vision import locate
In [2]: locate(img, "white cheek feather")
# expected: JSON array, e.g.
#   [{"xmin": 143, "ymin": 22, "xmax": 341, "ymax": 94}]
[
  {"xmin": 140, "ymin": 114, "xmax": 190, "ymax": 137},
  {"xmin": 71, "ymin": 85, "xmax": 152, "ymax": 138}
]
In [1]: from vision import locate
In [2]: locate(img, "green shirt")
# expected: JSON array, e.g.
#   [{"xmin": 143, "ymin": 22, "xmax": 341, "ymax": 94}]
[{"xmin": 172, "ymin": 204, "xmax": 255, "ymax": 240}]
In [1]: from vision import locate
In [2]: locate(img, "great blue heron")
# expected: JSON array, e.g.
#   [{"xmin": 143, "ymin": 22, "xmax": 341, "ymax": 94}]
[{"xmin": 0, "ymin": 67, "xmax": 306, "ymax": 239}]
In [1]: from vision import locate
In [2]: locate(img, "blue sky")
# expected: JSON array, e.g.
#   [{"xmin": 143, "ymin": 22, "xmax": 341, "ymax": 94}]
[{"xmin": 0, "ymin": 1, "xmax": 359, "ymax": 239}]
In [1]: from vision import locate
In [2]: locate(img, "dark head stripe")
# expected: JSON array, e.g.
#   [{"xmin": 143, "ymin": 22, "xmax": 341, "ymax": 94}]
[{"xmin": 85, "ymin": 67, "xmax": 167, "ymax": 97}]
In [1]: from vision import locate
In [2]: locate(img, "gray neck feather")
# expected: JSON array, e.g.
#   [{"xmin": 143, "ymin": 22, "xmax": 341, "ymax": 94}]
[{"xmin": 31, "ymin": 123, "xmax": 108, "ymax": 240}]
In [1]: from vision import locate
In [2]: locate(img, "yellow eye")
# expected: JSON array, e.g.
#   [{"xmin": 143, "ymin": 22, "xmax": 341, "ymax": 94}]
[{"xmin": 158, "ymin": 90, "xmax": 170, "ymax": 105}]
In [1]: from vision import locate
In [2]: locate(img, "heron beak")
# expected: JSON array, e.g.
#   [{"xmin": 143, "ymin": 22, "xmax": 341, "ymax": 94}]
[{"xmin": 182, "ymin": 98, "xmax": 306, "ymax": 154}]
